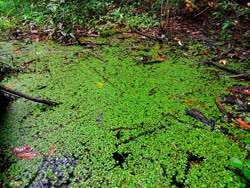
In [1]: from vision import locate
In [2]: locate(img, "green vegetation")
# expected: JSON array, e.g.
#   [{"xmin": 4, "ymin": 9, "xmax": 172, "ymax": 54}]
[
  {"xmin": 0, "ymin": 0, "xmax": 249, "ymax": 36},
  {"xmin": 231, "ymin": 143, "xmax": 250, "ymax": 181},
  {"xmin": 0, "ymin": 36, "xmax": 249, "ymax": 187},
  {"xmin": 0, "ymin": 0, "xmax": 249, "ymax": 187},
  {"xmin": 0, "ymin": 0, "xmax": 159, "ymax": 33}
]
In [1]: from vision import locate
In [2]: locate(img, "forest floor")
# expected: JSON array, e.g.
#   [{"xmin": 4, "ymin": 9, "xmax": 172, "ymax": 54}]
[{"xmin": 0, "ymin": 24, "xmax": 250, "ymax": 187}]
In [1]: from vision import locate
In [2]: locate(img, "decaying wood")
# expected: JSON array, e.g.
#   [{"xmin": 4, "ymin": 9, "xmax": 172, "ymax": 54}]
[
  {"xmin": 130, "ymin": 27, "xmax": 158, "ymax": 41},
  {"xmin": 214, "ymin": 97, "xmax": 233, "ymax": 122},
  {"xmin": 22, "ymin": 59, "xmax": 38, "ymax": 67},
  {"xmin": 85, "ymin": 50, "xmax": 107, "ymax": 63},
  {"xmin": 64, "ymin": 40, "xmax": 109, "ymax": 46},
  {"xmin": 0, "ymin": 84, "xmax": 59, "ymax": 106},
  {"xmin": 212, "ymin": 43, "xmax": 234, "ymax": 61},
  {"xmin": 203, "ymin": 61, "xmax": 250, "ymax": 80},
  {"xmin": 185, "ymin": 108, "xmax": 215, "ymax": 129},
  {"xmin": 223, "ymin": 73, "xmax": 249, "ymax": 79}
]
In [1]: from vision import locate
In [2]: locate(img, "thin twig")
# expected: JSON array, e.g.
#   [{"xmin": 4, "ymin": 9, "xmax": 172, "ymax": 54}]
[
  {"xmin": 223, "ymin": 74, "xmax": 248, "ymax": 78},
  {"xmin": 130, "ymin": 27, "xmax": 157, "ymax": 41},
  {"xmin": 193, "ymin": 7, "xmax": 209, "ymax": 18},
  {"xmin": 85, "ymin": 50, "xmax": 107, "ymax": 63},
  {"xmin": 204, "ymin": 61, "xmax": 250, "ymax": 80}
]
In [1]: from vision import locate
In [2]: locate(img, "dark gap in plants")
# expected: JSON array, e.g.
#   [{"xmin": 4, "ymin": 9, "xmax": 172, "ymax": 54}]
[
  {"xmin": 37, "ymin": 85, "xmax": 47, "ymax": 90},
  {"xmin": 0, "ymin": 61, "xmax": 17, "ymax": 123},
  {"xmin": 140, "ymin": 154, "xmax": 154, "ymax": 163},
  {"xmin": 96, "ymin": 112, "xmax": 103, "ymax": 123},
  {"xmin": 0, "ymin": 152, "xmax": 13, "ymax": 175},
  {"xmin": 115, "ymin": 131, "xmax": 122, "ymax": 139},
  {"xmin": 117, "ymin": 124, "xmax": 165, "ymax": 145},
  {"xmin": 0, "ymin": 92, "xmax": 15, "ymax": 179},
  {"xmin": 130, "ymin": 171, "xmax": 136, "ymax": 176},
  {"xmin": 148, "ymin": 88, "xmax": 157, "ymax": 96},
  {"xmin": 226, "ymin": 167, "xmax": 250, "ymax": 187},
  {"xmin": 112, "ymin": 152, "xmax": 129, "ymax": 168},
  {"xmin": 0, "ymin": 92, "xmax": 11, "ymax": 122},
  {"xmin": 171, "ymin": 172, "xmax": 184, "ymax": 188},
  {"xmin": 184, "ymin": 152, "xmax": 206, "ymax": 176},
  {"xmin": 40, "ymin": 106, "xmax": 48, "ymax": 112},
  {"xmin": 160, "ymin": 164, "xmax": 167, "ymax": 178},
  {"xmin": 187, "ymin": 152, "xmax": 206, "ymax": 163}
]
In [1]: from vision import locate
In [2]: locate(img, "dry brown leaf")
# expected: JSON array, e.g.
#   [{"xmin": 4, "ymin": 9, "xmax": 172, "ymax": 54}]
[
  {"xmin": 218, "ymin": 59, "xmax": 228, "ymax": 65},
  {"xmin": 6, "ymin": 82, "xmax": 15, "ymax": 88},
  {"xmin": 46, "ymin": 143, "xmax": 55, "ymax": 158},
  {"xmin": 153, "ymin": 55, "xmax": 167, "ymax": 61},
  {"xmin": 10, "ymin": 180, "xmax": 23, "ymax": 186},
  {"xmin": 183, "ymin": 99, "xmax": 198, "ymax": 105},
  {"xmin": 208, "ymin": 1, "xmax": 214, "ymax": 7},
  {"xmin": 16, "ymin": 152, "xmax": 37, "ymax": 159}
]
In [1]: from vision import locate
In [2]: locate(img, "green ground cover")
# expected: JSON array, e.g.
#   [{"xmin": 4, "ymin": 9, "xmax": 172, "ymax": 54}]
[{"xmin": 0, "ymin": 36, "xmax": 249, "ymax": 187}]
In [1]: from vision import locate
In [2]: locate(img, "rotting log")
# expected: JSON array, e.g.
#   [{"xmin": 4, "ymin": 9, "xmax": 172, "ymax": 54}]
[{"xmin": 0, "ymin": 84, "xmax": 59, "ymax": 106}]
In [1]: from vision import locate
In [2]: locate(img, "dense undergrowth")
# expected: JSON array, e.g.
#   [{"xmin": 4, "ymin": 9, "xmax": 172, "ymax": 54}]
[
  {"xmin": 0, "ymin": 0, "xmax": 249, "ymax": 40},
  {"xmin": 0, "ymin": 0, "xmax": 249, "ymax": 187}
]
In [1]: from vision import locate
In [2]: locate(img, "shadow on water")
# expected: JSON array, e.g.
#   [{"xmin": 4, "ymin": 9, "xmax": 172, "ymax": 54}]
[
  {"xmin": 0, "ymin": 91, "xmax": 10, "ymax": 123},
  {"xmin": 0, "ymin": 92, "xmax": 12, "ymax": 174}
]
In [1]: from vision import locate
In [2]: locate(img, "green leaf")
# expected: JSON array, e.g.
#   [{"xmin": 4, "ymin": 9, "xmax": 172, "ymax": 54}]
[
  {"xmin": 245, "ymin": 143, "xmax": 250, "ymax": 151},
  {"xmin": 246, "ymin": 160, "xmax": 250, "ymax": 168},
  {"xmin": 231, "ymin": 158, "xmax": 243, "ymax": 168},
  {"xmin": 222, "ymin": 22, "xmax": 230, "ymax": 31},
  {"xmin": 243, "ymin": 168, "xmax": 250, "ymax": 180}
]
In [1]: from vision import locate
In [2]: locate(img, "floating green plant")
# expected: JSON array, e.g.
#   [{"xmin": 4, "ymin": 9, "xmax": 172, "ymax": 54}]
[{"xmin": 0, "ymin": 37, "xmax": 249, "ymax": 187}]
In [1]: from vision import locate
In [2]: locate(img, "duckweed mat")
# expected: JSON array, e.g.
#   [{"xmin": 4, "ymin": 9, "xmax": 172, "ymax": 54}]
[{"xmin": 0, "ymin": 37, "xmax": 249, "ymax": 187}]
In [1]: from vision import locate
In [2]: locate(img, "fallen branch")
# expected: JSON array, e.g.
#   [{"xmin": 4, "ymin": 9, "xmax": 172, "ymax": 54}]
[
  {"xmin": 185, "ymin": 108, "xmax": 215, "ymax": 129},
  {"xmin": 193, "ymin": 7, "xmax": 210, "ymax": 18},
  {"xmin": 212, "ymin": 42, "xmax": 234, "ymax": 61},
  {"xmin": 203, "ymin": 61, "xmax": 250, "ymax": 80},
  {"xmin": 63, "ymin": 40, "xmax": 109, "ymax": 46},
  {"xmin": 22, "ymin": 59, "xmax": 38, "ymax": 67},
  {"xmin": 0, "ymin": 84, "xmax": 59, "ymax": 106},
  {"xmin": 223, "ymin": 73, "xmax": 249, "ymax": 79},
  {"xmin": 214, "ymin": 97, "xmax": 233, "ymax": 122},
  {"xmin": 85, "ymin": 50, "xmax": 107, "ymax": 63},
  {"xmin": 130, "ymin": 27, "xmax": 159, "ymax": 41}
]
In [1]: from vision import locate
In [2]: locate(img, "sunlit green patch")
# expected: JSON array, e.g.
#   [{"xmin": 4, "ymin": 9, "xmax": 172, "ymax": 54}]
[{"xmin": 0, "ymin": 37, "xmax": 249, "ymax": 187}]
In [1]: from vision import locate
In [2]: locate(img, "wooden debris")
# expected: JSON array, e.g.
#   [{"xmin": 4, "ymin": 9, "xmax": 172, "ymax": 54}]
[
  {"xmin": 0, "ymin": 84, "xmax": 59, "ymax": 106},
  {"xmin": 214, "ymin": 97, "xmax": 233, "ymax": 122},
  {"xmin": 185, "ymin": 108, "xmax": 215, "ymax": 129},
  {"xmin": 203, "ymin": 61, "xmax": 250, "ymax": 80}
]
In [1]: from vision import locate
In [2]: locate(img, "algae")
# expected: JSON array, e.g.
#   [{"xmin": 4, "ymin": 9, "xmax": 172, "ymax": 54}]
[{"xmin": 0, "ymin": 37, "xmax": 249, "ymax": 187}]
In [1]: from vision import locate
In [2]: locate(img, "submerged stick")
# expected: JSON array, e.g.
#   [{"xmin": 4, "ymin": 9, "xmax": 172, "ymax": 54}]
[{"xmin": 0, "ymin": 84, "xmax": 59, "ymax": 106}]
